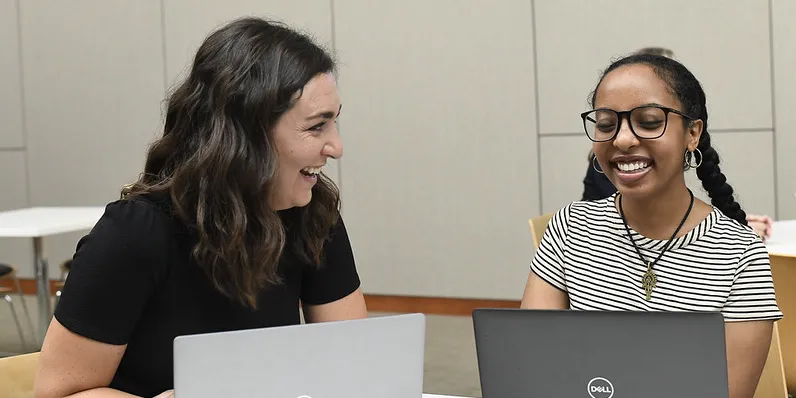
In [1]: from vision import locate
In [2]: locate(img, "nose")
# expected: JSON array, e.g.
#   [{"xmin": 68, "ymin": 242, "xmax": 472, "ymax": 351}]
[
  {"xmin": 612, "ymin": 117, "xmax": 639, "ymax": 151},
  {"xmin": 322, "ymin": 125, "xmax": 343, "ymax": 159}
]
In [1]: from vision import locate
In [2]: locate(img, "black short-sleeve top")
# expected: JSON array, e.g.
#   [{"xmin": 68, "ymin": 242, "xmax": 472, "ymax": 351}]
[{"xmin": 53, "ymin": 193, "xmax": 361, "ymax": 397}]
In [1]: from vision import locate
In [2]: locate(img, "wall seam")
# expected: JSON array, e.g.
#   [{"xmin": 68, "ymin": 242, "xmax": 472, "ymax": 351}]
[
  {"xmin": 767, "ymin": 0, "xmax": 780, "ymax": 219},
  {"xmin": 530, "ymin": 0, "xmax": 543, "ymax": 215},
  {"xmin": 15, "ymin": 0, "xmax": 32, "ymax": 206}
]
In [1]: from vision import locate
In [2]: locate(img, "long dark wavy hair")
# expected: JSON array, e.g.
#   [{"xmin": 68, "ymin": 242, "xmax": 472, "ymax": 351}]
[
  {"xmin": 590, "ymin": 54, "xmax": 748, "ymax": 226},
  {"xmin": 122, "ymin": 17, "xmax": 341, "ymax": 308}
]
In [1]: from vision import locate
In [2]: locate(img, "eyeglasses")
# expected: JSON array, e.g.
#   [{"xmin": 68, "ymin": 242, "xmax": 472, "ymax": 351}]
[{"xmin": 581, "ymin": 105, "xmax": 695, "ymax": 142}]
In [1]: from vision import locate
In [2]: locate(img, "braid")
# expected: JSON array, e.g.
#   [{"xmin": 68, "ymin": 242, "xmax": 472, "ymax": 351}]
[{"xmin": 694, "ymin": 129, "xmax": 748, "ymax": 226}]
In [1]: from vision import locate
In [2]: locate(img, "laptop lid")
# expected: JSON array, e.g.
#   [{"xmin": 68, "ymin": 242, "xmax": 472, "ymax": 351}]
[
  {"xmin": 472, "ymin": 309, "xmax": 728, "ymax": 398},
  {"xmin": 174, "ymin": 313, "xmax": 426, "ymax": 398}
]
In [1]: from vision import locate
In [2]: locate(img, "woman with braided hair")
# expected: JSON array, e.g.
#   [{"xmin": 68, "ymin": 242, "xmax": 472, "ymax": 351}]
[
  {"xmin": 581, "ymin": 47, "xmax": 773, "ymax": 242},
  {"xmin": 522, "ymin": 53, "xmax": 782, "ymax": 398}
]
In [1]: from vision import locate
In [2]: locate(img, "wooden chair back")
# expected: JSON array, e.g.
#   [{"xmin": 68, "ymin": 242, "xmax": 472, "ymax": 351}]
[
  {"xmin": 0, "ymin": 352, "xmax": 40, "ymax": 398},
  {"xmin": 529, "ymin": 213, "xmax": 554, "ymax": 249}
]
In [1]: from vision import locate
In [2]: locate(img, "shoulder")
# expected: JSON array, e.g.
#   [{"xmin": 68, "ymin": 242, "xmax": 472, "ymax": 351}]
[
  {"xmin": 544, "ymin": 195, "xmax": 618, "ymax": 246},
  {"xmin": 282, "ymin": 207, "xmax": 347, "ymax": 239},
  {"xmin": 320, "ymin": 212, "xmax": 352, "ymax": 257},
  {"xmin": 556, "ymin": 194, "xmax": 616, "ymax": 224},
  {"xmin": 101, "ymin": 194, "xmax": 174, "ymax": 233},
  {"xmin": 298, "ymin": 211, "xmax": 360, "ymax": 304},
  {"xmin": 79, "ymin": 194, "xmax": 178, "ymax": 257},
  {"xmin": 543, "ymin": 195, "xmax": 613, "ymax": 240},
  {"xmin": 328, "ymin": 212, "xmax": 348, "ymax": 236},
  {"xmin": 709, "ymin": 208, "xmax": 760, "ymax": 247},
  {"xmin": 707, "ymin": 208, "xmax": 768, "ymax": 266}
]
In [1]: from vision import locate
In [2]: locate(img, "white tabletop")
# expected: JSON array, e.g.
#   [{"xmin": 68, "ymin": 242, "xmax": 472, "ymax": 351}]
[
  {"xmin": 766, "ymin": 220, "xmax": 796, "ymax": 257},
  {"xmin": 0, "ymin": 206, "xmax": 106, "ymax": 238}
]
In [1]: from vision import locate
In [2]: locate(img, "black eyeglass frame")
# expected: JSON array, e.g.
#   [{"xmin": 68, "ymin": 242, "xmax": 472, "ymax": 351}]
[{"xmin": 580, "ymin": 105, "xmax": 696, "ymax": 142}]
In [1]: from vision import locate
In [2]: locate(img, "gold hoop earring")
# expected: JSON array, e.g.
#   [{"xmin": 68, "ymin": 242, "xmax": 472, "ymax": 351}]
[{"xmin": 593, "ymin": 156, "xmax": 604, "ymax": 174}]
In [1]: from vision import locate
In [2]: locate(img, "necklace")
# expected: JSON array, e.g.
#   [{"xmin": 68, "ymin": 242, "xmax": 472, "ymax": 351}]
[{"xmin": 618, "ymin": 189, "xmax": 694, "ymax": 301}]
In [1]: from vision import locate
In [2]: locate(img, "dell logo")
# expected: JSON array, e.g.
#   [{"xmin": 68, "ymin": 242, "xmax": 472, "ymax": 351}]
[{"xmin": 587, "ymin": 377, "xmax": 614, "ymax": 398}]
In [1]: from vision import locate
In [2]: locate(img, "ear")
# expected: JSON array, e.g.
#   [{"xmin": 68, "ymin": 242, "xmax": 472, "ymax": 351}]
[{"xmin": 685, "ymin": 119, "xmax": 703, "ymax": 151}]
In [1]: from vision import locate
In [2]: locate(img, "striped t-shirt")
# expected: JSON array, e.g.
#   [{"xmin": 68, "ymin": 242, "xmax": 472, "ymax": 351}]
[{"xmin": 531, "ymin": 193, "xmax": 783, "ymax": 322}]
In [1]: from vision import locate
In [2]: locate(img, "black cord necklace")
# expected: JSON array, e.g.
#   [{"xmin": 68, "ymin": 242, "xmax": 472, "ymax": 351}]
[{"xmin": 618, "ymin": 188, "xmax": 694, "ymax": 301}]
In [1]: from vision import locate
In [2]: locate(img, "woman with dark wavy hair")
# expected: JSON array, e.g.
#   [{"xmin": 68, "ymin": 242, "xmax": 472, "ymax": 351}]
[
  {"xmin": 35, "ymin": 17, "xmax": 366, "ymax": 398},
  {"xmin": 522, "ymin": 54, "xmax": 781, "ymax": 397}
]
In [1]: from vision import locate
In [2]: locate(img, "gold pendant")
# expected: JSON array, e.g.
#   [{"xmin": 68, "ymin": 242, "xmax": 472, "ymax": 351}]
[{"xmin": 641, "ymin": 262, "xmax": 657, "ymax": 301}]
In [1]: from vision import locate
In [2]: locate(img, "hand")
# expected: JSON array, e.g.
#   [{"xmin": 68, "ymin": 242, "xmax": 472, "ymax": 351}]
[
  {"xmin": 153, "ymin": 390, "xmax": 174, "ymax": 398},
  {"xmin": 746, "ymin": 214, "xmax": 773, "ymax": 241}
]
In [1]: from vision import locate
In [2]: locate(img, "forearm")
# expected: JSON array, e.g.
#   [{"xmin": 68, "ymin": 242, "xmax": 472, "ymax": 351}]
[{"xmin": 63, "ymin": 388, "xmax": 141, "ymax": 398}]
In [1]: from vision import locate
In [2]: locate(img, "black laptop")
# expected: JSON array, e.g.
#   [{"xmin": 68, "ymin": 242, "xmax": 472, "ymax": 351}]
[{"xmin": 472, "ymin": 309, "xmax": 728, "ymax": 398}]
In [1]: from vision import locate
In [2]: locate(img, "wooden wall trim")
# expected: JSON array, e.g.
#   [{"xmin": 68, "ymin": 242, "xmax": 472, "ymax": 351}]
[
  {"xmin": 364, "ymin": 294, "xmax": 521, "ymax": 316},
  {"xmin": 3, "ymin": 278, "xmax": 521, "ymax": 316},
  {"xmin": 1, "ymin": 278, "xmax": 61, "ymax": 295}
]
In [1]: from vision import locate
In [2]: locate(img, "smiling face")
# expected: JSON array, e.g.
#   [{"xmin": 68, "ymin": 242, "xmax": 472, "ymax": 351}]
[
  {"xmin": 591, "ymin": 64, "xmax": 703, "ymax": 200},
  {"xmin": 269, "ymin": 73, "xmax": 342, "ymax": 210}
]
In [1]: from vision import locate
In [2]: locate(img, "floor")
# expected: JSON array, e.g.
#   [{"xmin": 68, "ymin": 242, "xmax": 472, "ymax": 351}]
[{"xmin": 0, "ymin": 295, "xmax": 483, "ymax": 397}]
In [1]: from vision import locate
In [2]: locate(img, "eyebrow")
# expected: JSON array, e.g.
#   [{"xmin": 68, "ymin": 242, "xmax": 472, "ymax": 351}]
[
  {"xmin": 305, "ymin": 104, "xmax": 342, "ymax": 121},
  {"xmin": 637, "ymin": 102, "xmax": 664, "ymax": 108},
  {"xmin": 595, "ymin": 103, "xmax": 664, "ymax": 111}
]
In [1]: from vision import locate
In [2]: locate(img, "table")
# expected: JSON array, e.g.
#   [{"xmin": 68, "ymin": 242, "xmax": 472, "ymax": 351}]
[
  {"xmin": 767, "ymin": 220, "xmax": 796, "ymax": 256},
  {"xmin": 0, "ymin": 207, "xmax": 106, "ymax": 344},
  {"xmin": 766, "ymin": 220, "xmax": 796, "ymax": 394}
]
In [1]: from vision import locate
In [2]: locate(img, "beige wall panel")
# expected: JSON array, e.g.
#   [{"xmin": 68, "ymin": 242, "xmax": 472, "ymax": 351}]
[
  {"xmin": 334, "ymin": 0, "xmax": 539, "ymax": 299},
  {"xmin": 535, "ymin": 0, "xmax": 772, "ymax": 135},
  {"xmin": 19, "ymin": 1, "xmax": 165, "ymax": 275},
  {"xmin": 0, "ymin": 151, "xmax": 33, "ymax": 277},
  {"xmin": 771, "ymin": 0, "xmax": 796, "ymax": 220},
  {"xmin": 539, "ymin": 135, "xmax": 594, "ymax": 214},
  {"xmin": 685, "ymin": 131, "xmax": 776, "ymax": 220},
  {"xmin": 0, "ymin": 0, "xmax": 24, "ymax": 149}
]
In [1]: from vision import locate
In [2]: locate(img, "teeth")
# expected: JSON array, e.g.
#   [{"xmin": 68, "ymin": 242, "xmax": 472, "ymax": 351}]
[
  {"xmin": 617, "ymin": 161, "xmax": 650, "ymax": 172},
  {"xmin": 301, "ymin": 166, "xmax": 322, "ymax": 175}
]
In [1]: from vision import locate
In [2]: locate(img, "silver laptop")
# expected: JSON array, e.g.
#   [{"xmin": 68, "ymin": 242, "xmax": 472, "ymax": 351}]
[
  {"xmin": 472, "ymin": 309, "xmax": 728, "ymax": 398},
  {"xmin": 174, "ymin": 313, "xmax": 426, "ymax": 398}
]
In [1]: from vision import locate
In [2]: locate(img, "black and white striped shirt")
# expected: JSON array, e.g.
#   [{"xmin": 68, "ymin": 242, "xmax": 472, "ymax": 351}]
[{"xmin": 532, "ymin": 193, "xmax": 783, "ymax": 322}]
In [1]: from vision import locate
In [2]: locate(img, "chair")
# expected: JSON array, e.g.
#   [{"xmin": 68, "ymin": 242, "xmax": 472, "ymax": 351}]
[
  {"xmin": 528, "ymin": 213, "xmax": 554, "ymax": 249},
  {"xmin": 0, "ymin": 264, "xmax": 35, "ymax": 350},
  {"xmin": 0, "ymin": 352, "xmax": 40, "ymax": 398}
]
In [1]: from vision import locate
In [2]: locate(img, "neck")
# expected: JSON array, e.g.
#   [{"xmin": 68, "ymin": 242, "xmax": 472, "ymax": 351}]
[{"xmin": 618, "ymin": 185, "xmax": 693, "ymax": 240}]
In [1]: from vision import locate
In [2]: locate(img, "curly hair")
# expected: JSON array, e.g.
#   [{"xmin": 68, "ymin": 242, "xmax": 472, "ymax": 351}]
[{"xmin": 122, "ymin": 17, "xmax": 341, "ymax": 308}]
